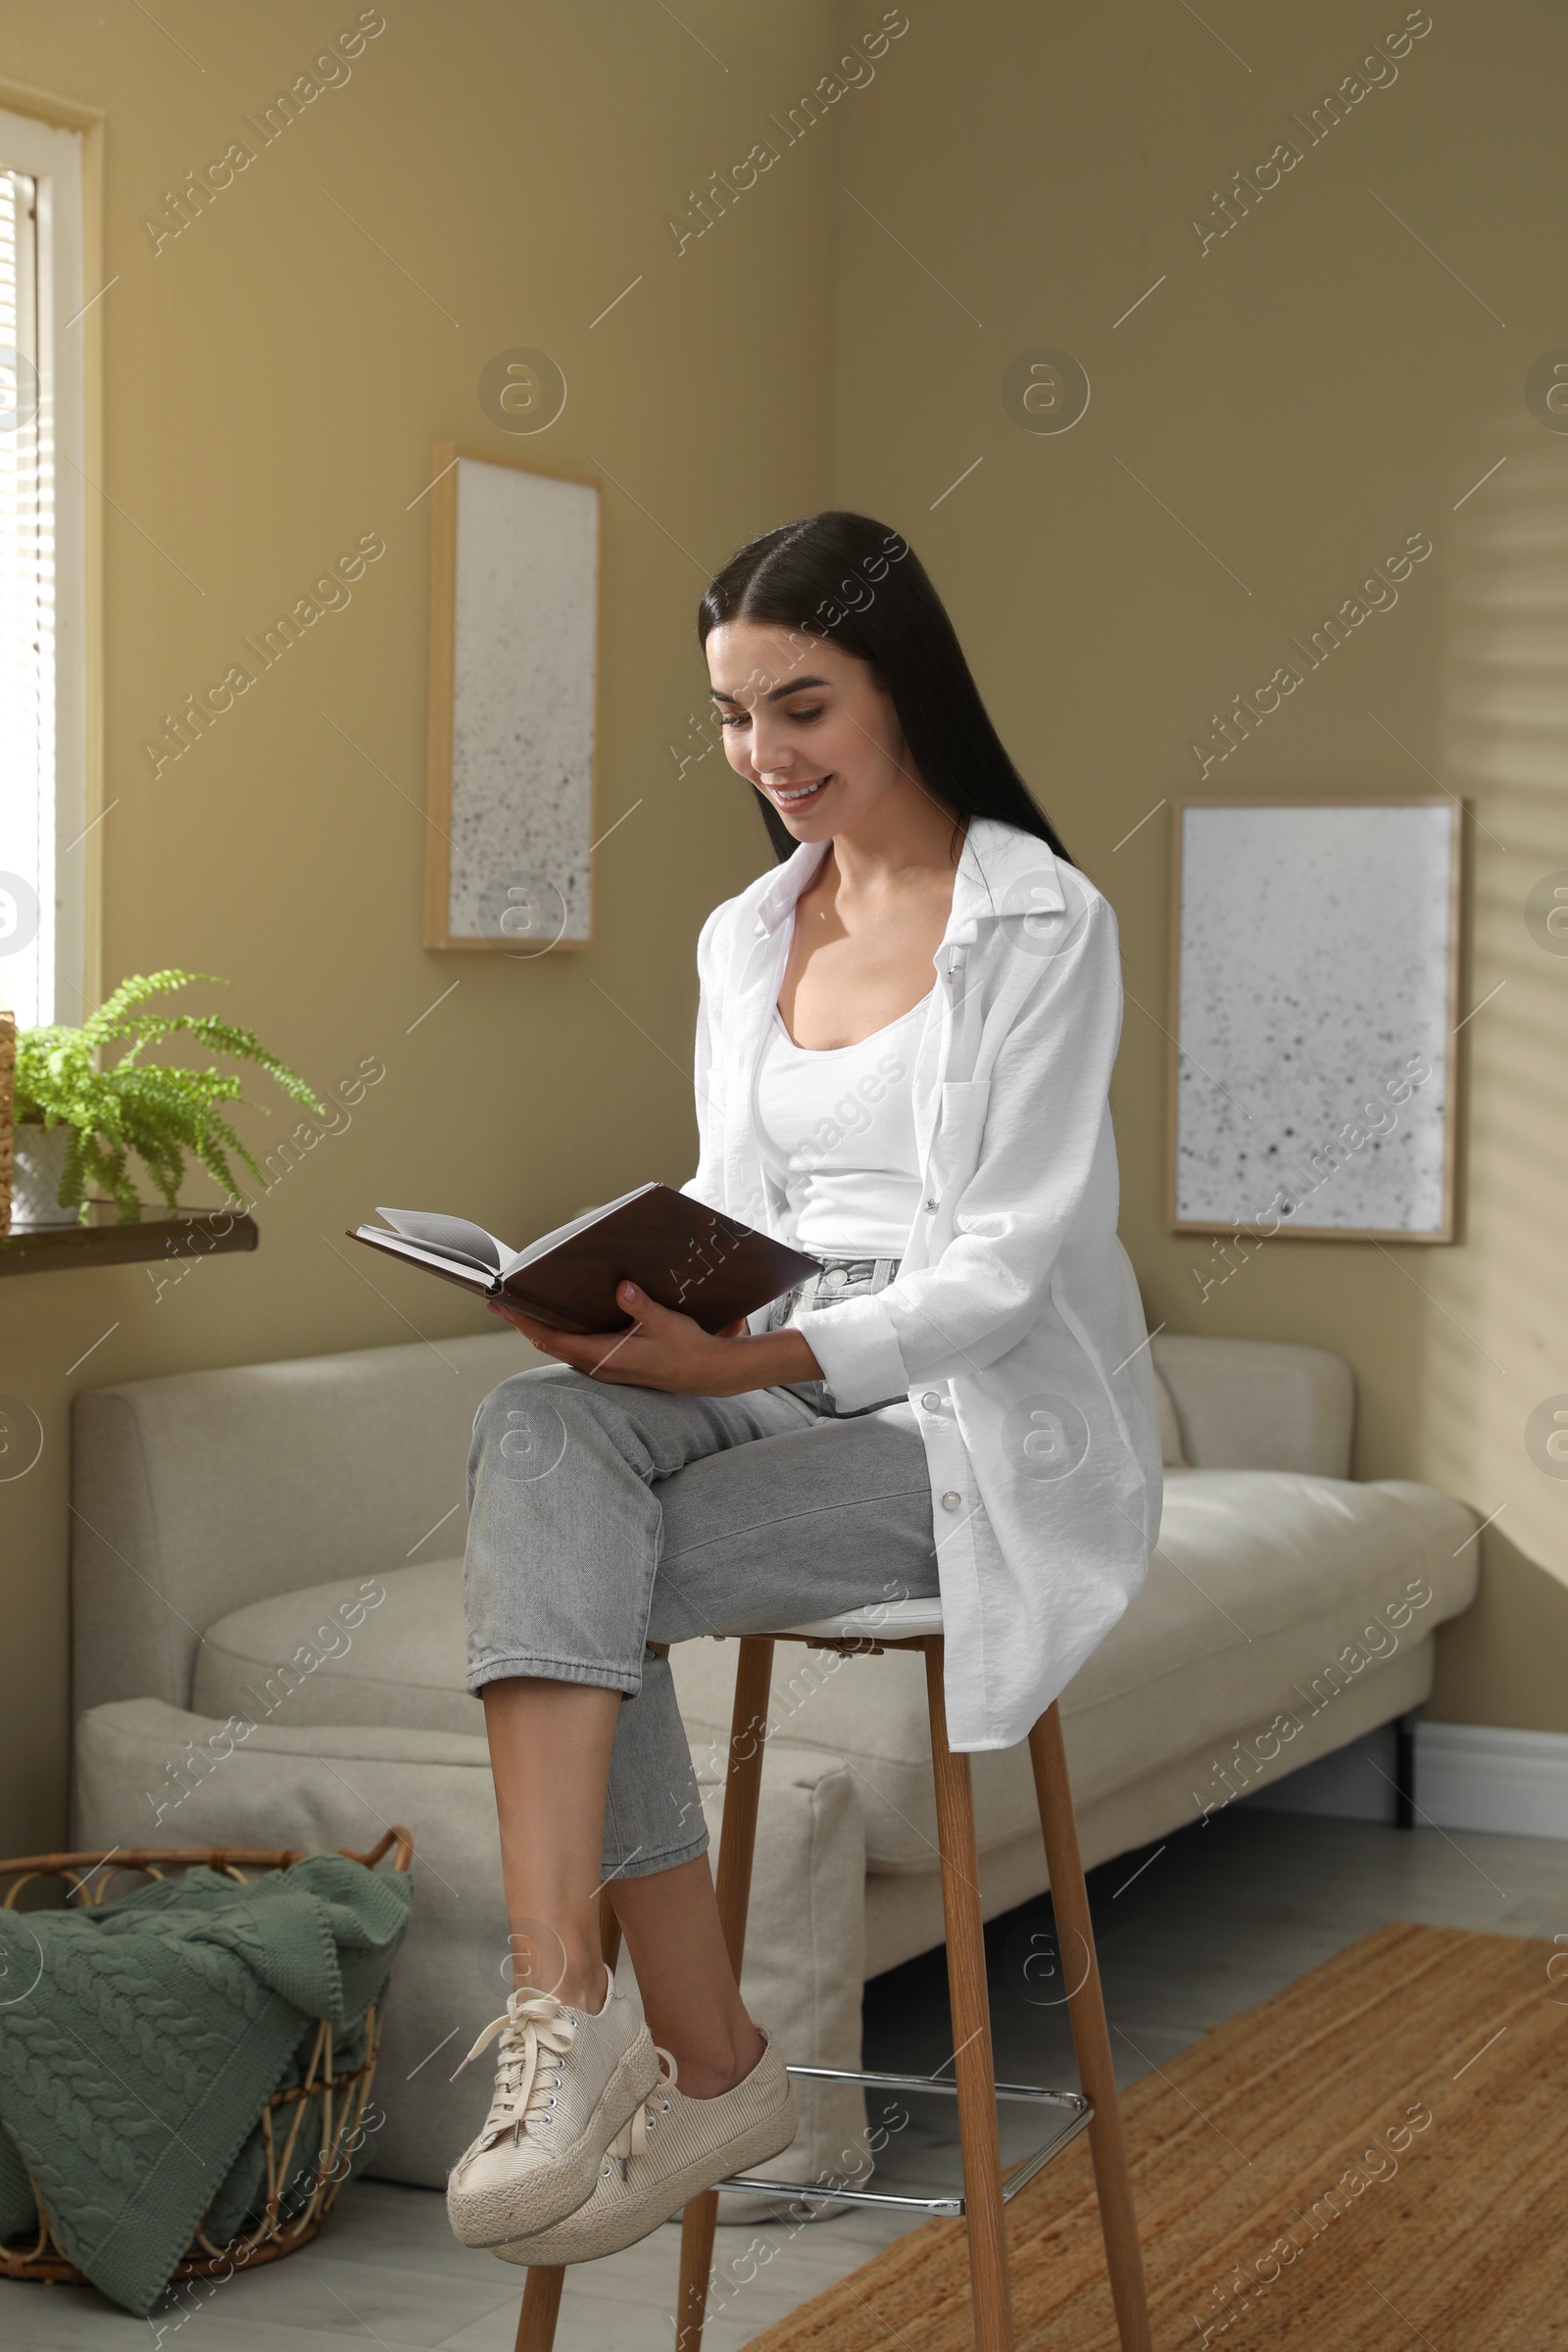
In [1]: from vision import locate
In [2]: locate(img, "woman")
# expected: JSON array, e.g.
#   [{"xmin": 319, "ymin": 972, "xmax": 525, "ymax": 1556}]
[{"xmin": 446, "ymin": 512, "xmax": 1161, "ymax": 2266}]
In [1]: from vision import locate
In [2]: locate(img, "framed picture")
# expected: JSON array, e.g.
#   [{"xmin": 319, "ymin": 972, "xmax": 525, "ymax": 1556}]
[
  {"xmin": 424, "ymin": 443, "xmax": 600, "ymax": 952},
  {"xmin": 1167, "ymin": 798, "xmax": 1463, "ymax": 1242}
]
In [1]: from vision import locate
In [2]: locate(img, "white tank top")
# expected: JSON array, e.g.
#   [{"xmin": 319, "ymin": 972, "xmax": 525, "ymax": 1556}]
[{"xmin": 754, "ymin": 994, "xmax": 929, "ymax": 1255}]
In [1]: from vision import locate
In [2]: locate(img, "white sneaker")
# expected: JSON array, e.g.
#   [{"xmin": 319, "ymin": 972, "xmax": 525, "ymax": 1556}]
[
  {"xmin": 446, "ymin": 1968, "xmax": 660, "ymax": 2247},
  {"xmin": 491, "ymin": 2032, "xmax": 797, "ymax": 2267}
]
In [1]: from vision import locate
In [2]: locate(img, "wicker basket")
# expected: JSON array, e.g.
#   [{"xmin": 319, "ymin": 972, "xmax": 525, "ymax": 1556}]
[{"xmin": 0, "ymin": 1826, "xmax": 413, "ymax": 2285}]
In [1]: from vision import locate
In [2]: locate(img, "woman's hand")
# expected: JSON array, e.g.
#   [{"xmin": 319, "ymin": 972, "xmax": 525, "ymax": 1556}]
[{"xmin": 487, "ymin": 1282, "xmax": 822, "ymax": 1397}]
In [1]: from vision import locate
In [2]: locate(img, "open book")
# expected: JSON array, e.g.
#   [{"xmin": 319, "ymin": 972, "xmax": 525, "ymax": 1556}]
[{"xmin": 349, "ymin": 1183, "xmax": 821, "ymax": 1336}]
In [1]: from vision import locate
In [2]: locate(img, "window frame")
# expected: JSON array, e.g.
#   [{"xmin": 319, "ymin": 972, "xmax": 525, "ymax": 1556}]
[{"xmin": 0, "ymin": 83, "xmax": 101, "ymax": 1030}]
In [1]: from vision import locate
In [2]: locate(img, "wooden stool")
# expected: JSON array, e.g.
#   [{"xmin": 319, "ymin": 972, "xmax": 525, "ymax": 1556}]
[{"xmin": 513, "ymin": 1599, "xmax": 1152, "ymax": 2352}]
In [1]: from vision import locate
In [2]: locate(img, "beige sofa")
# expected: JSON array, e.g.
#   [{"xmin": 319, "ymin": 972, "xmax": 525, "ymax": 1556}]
[{"xmin": 70, "ymin": 1326, "xmax": 1478, "ymax": 2196}]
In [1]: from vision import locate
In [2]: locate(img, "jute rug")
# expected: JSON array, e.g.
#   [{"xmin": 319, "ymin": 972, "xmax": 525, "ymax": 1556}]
[{"xmin": 746, "ymin": 1922, "xmax": 1566, "ymax": 2350}]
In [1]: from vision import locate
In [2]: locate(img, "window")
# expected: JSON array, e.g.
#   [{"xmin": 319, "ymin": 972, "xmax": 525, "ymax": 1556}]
[{"xmin": 0, "ymin": 104, "xmax": 84, "ymax": 1032}]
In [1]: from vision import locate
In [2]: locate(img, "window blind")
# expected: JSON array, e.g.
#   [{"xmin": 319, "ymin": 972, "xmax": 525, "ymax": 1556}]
[{"xmin": 0, "ymin": 166, "xmax": 53, "ymax": 1028}]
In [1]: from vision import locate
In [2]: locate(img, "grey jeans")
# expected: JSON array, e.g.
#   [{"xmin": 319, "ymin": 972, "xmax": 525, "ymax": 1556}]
[{"xmin": 464, "ymin": 1363, "xmax": 939, "ymax": 1880}]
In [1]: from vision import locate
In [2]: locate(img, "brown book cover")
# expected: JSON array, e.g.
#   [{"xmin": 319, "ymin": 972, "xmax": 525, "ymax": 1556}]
[{"xmin": 349, "ymin": 1183, "xmax": 820, "ymax": 1336}]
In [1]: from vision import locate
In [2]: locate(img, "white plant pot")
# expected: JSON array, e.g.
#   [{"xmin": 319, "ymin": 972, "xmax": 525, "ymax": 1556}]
[{"xmin": 11, "ymin": 1124, "xmax": 79, "ymax": 1225}]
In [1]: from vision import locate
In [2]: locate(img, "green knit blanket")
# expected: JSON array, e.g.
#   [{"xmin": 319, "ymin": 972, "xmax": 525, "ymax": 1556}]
[{"xmin": 0, "ymin": 1853, "xmax": 412, "ymax": 2316}]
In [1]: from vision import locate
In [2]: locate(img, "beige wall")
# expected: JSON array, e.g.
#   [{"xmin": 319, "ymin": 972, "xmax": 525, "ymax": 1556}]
[
  {"xmin": 0, "ymin": 0, "xmax": 844, "ymax": 1855},
  {"xmin": 828, "ymin": 3, "xmax": 1568, "ymax": 1732},
  {"xmin": 2, "ymin": 0, "xmax": 1562, "ymax": 1856}
]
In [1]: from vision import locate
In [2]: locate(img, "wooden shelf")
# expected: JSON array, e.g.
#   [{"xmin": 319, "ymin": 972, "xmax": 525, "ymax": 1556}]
[{"xmin": 0, "ymin": 1205, "xmax": 259, "ymax": 1278}]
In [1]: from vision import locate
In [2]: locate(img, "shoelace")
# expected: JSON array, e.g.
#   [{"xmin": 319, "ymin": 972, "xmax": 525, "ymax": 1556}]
[
  {"xmin": 453, "ymin": 1988, "xmax": 579, "ymax": 2152},
  {"xmin": 604, "ymin": 2047, "xmax": 678, "ymax": 2180}
]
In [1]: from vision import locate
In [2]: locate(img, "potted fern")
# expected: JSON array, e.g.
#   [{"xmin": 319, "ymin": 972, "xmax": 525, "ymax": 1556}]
[{"xmin": 11, "ymin": 970, "xmax": 323, "ymax": 1225}]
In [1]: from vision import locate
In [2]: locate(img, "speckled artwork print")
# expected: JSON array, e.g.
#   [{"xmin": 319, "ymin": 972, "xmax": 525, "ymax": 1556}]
[
  {"xmin": 448, "ymin": 458, "xmax": 596, "ymax": 943},
  {"xmin": 1175, "ymin": 802, "xmax": 1454, "ymax": 1234}
]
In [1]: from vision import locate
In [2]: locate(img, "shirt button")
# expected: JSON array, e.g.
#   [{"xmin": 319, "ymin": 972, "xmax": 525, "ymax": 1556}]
[
  {"xmin": 940, "ymin": 1491, "xmax": 961, "ymax": 1511},
  {"xmin": 921, "ymin": 1392, "xmax": 943, "ymax": 1411}
]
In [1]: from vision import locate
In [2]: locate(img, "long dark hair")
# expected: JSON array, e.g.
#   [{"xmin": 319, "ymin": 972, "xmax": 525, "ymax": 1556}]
[{"xmin": 698, "ymin": 511, "xmax": 1073, "ymax": 866}]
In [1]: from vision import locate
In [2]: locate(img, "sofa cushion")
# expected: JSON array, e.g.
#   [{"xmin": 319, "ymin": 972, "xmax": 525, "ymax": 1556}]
[
  {"xmin": 670, "ymin": 1471, "xmax": 1478, "ymax": 1870},
  {"xmin": 1152, "ymin": 1335, "xmax": 1353, "ymax": 1477},
  {"xmin": 74, "ymin": 1330, "xmax": 524, "ymax": 1718},
  {"xmin": 193, "ymin": 1559, "xmax": 475, "ymax": 1738},
  {"xmin": 74, "ymin": 1696, "xmax": 869, "ymax": 2207},
  {"xmin": 192, "ymin": 1475, "xmax": 1478, "ymax": 1879}
]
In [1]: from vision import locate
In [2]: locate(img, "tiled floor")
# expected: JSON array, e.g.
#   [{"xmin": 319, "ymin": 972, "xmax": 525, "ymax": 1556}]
[{"xmin": 7, "ymin": 1803, "xmax": 1565, "ymax": 2350}]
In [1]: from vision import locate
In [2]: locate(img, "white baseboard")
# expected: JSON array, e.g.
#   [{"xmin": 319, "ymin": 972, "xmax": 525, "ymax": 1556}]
[
  {"xmin": 1240, "ymin": 1720, "xmax": 1568, "ymax": 1840},
  {"xmin": 1416, "ymin": 1723, "xmax": 1568, "ymax": 1839}
]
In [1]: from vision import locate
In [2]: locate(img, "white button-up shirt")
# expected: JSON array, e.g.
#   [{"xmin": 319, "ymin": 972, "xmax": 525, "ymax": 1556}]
[{"xmin": 684, "ymin": 815, "xmax": 1161, "ymax": 1752}]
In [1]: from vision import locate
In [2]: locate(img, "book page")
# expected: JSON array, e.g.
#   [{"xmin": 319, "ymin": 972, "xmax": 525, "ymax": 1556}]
[
  {"xmin": 354, "ymin": 1229, "xmax": 498, "ymax": 1292},
  {"xmin": 507, "ymin": 1184, "xmax": 656, "ymax": 1273},
  {"xmin": 374, "ymin": 1207, "xmax": 507, "ymax": 1272}
]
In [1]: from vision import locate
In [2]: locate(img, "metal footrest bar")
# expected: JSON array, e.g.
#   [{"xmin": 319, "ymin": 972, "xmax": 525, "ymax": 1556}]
[{"xmin": 714, "ymin": 2062, "xmax": 1094, "ymax": 2217}]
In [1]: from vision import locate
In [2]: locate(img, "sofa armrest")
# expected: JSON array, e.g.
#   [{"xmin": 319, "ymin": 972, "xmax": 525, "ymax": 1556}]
[{"xmin": 1151, "ymin": 1334, "xmax": 1354, "ymax": 1477}]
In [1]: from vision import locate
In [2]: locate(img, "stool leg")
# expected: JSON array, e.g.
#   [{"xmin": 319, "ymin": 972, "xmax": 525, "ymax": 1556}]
[
  {"xmin": 512, "ymin": 1856, "xmax": 631, "ymax": 2347},
  {"xmin": 1027, "ymin": 1704, "xmax": 1152, "ymax": 2352},
  {"xmin": 512, "ymin": 2267, "xmax": 564, "ymax": 2352},
  {"xmin": 711, "ymin": 1636, "xmax": 776, "ymax": 1971},
  {"xmin": 674, "ymin": 2196, "xmax": 718, "ymax": 2352},
  {"xmin": 925, "ymin": 1642, "xmax": 1014, "ymax": 2352},
  {"xmin": 675, "ymin": 1634, "xmax": 775, "ymax": 2352}
]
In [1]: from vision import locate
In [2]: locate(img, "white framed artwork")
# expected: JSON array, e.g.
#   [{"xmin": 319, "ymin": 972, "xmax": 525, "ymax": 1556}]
[
  {"xmin": 1168, "ymin": 799, "xmax": 1463, "ymax": 1242},
  {"xmin": 424, "ymin": 443, "xmax": 600, "ymax": 952}
]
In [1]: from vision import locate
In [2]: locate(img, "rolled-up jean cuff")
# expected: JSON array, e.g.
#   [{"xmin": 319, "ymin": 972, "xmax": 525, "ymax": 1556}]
[
  {"xmin": 466, "ymin": 1654, "xmax": 644, "ymax": 1698},
  {"xmin": 600, "ymin": 1828, "xmax": 710, "ymax": 1881}
]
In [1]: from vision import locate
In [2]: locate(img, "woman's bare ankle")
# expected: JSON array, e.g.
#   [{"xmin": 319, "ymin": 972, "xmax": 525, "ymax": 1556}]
[
  {"xmin": 508, "ymin": 1948, "xmax": 605, "ymax": 2011},
  {"xmin": 559, "ymin": 1961, "xmax": 609, "ymax": 2013},
  {"xmin": 675, "ymin": 2020, "xmax": 766, "ymax": 2100}
]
